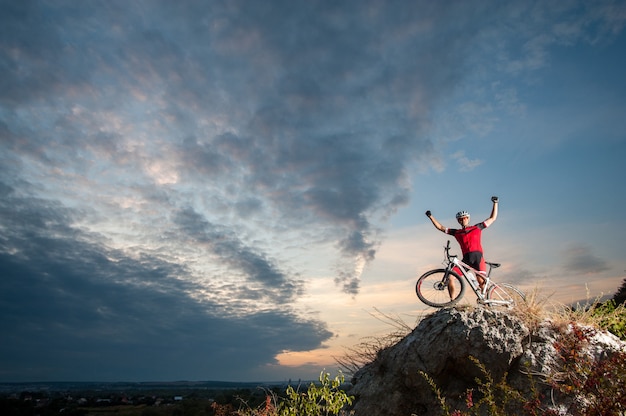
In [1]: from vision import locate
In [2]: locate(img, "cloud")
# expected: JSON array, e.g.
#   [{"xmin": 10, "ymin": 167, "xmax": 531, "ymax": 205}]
[
  {"xmin": 172, "ymin": 207, "xmax": 304, "ymax": 303},
  {"xmin": 0, "ymin": 182, "xmax": 331, "ymax": 381},
  {"xmin": 451, "ymin": 151, "xmax": 483, "ymax": 172},
  {"xmin": 1, "ymin": 0, "xmax": 517, "ymax": 294},
  {"xmin": 561, "ymin": 243, "xmax": 610, "ymax": 276},
  {"xmin": 482, "ymin": 1, "xmax": 626, "ymax": 75}
]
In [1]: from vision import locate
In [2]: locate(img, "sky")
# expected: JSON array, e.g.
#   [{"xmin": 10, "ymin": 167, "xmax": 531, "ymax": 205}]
[{"xmin": 1, "ymin": 0, "xmax": 625, "ymax": 383}]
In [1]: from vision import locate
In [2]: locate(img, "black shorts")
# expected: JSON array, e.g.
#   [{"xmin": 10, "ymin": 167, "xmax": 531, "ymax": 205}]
[{"xmin": 463, "ymin": 251, "xmax": 483, "ymax": 271}]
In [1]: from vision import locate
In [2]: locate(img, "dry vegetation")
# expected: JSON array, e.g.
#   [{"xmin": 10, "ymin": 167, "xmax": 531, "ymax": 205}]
[{"xmin": 333, "ymin": 307, "xmax": 420, "ymax": 376}]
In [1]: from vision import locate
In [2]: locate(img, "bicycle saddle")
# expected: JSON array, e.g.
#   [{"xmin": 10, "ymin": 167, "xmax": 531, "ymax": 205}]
[{"xmin": 486, "ymin": 262, "xmax": 501, "ymax": 268}]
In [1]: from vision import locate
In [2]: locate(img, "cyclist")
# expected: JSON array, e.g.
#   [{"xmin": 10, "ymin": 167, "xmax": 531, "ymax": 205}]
[{"xmin": 425, "ymin": 196, "xmax": 499, "ymax": 293}]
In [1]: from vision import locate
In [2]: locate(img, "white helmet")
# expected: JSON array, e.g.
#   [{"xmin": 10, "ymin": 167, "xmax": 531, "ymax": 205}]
[{"xmin": 456, "ymin": 210, "xmax": 470, "ymax": 219}]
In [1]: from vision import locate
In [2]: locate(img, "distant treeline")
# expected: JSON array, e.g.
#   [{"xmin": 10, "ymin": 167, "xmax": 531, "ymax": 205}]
[{"xmin": 0, "ymin": 379, "xmax": 292, "ymax": 394}]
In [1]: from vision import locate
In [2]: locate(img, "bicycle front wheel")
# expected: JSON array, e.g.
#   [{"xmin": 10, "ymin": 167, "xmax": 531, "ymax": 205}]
[
  {"xmin": 416, "ymin": 269, "xmax": 465, "ymax": 308},
  {"xmin": 486, "ymin": 283, "xmax": 525, "ymax": 308}
]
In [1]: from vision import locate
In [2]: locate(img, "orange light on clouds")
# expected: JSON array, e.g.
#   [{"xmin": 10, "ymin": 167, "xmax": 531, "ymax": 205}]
[{"xmin": 276, "ymin": 349, "xmax": 337, "ymax": 368}]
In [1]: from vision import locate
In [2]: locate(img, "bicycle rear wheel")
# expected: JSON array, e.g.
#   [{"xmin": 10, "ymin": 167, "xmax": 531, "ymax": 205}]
[
  {"xmin": 416, "ymin": 269, "xmax": 465, "ymax": 308},
  {"xmin": 486, "ymin": 283, "xmax": 525, "ymax": 308}
]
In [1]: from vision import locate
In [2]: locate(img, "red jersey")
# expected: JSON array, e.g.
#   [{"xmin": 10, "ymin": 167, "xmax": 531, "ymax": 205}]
[
  {"xmin": 446, "ymin": 222, "xmax": 487, "ymax": 255},
  {"xmin": 446, "ymin": 222, "xmax": 488, "ymax": 271}
]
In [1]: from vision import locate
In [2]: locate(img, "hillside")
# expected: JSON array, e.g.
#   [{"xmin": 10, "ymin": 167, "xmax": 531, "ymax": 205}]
[{"xmin": 348, "ymin": 306, "xmax": 626, "ymax": 416}]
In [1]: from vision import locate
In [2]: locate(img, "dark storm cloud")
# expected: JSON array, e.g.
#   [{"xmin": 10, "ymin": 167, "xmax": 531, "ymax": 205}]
[{"xmin": 0, "ymin": 183, "xmax": 331, "ymax": 381}]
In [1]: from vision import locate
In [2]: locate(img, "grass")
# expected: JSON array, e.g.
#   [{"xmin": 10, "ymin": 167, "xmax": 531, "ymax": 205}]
[
  {"xmin": 334, "ymin": 307, "xmax": 421, "ymax": 377},
  {"xmin": 512, "ymin": 286, "xmax": 626, "ymax": 342}
]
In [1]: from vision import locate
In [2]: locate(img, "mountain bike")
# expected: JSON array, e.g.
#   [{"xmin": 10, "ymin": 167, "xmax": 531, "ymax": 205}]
[{"xmin": 416, "ymin": 240, "xmax": 525, "ymax": 308}]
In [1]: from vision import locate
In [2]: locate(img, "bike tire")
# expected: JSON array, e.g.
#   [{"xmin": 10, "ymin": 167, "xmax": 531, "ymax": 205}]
[
  {"xmin": 486, "ymin": 283, "xmax": 525, "ymax": 308},
  {"xmin": 416, "ymin": 269, "xmax": 465, "ymax": 308}
]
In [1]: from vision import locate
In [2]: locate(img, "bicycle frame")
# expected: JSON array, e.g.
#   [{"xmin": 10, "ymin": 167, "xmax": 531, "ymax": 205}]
[
  {"xmin": 446, "ymin": 255, "xmax": 487, "ymax": 296},
  {"xmin": 441, "ymin": 240, "xmax": 508, "ymax": 306}
]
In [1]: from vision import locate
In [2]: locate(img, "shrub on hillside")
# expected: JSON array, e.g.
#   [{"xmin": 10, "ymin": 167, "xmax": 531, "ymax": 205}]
[
  {"xmin": 232, "ymin": 372, "xmax": 353, "ymax": 416},
  {"xmin": 590, "ymin": 300, "xmax": 626, "ymax": 341}
]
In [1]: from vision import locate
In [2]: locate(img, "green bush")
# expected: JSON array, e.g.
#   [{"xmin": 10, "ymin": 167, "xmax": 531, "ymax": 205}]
[
  {"xmin": 591, "ymin": 300, "xmax": 626, "ymax": 341},
  {"xmin": 234, "ymin": 372, "xmax": 353, "ymax": 416},
  {"xmin": 277, "ymin": 372, "xmax": 353, "ymax": 416}
]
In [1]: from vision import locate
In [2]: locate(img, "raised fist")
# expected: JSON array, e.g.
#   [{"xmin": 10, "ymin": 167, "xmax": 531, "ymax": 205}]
[
  {"xmin": 491, "ymin": 196, "xmax": 499, "ymax": 203},
  {"xmin": 425, "ymin": 210, "xmax": 432, "ymax": 217}
]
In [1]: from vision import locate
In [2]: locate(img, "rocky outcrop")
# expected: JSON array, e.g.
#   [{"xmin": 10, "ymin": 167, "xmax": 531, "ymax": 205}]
[{"xmin": 348, "ymin": 307, "xmax": 625, "ymax": 416}]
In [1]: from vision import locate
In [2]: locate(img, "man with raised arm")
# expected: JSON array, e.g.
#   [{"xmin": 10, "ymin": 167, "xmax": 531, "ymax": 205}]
[{"xmin": 425, "ymin": 196, "xmax": 499, "ymax": 292}]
